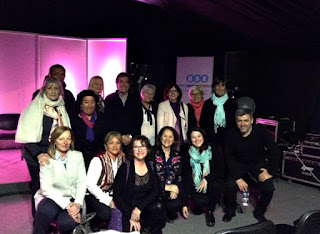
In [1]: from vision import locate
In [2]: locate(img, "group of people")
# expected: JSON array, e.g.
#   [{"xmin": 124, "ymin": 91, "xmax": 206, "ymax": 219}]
[{"xmin": 15, "ymin": 64, "xmax": 281, "ymax": 234}]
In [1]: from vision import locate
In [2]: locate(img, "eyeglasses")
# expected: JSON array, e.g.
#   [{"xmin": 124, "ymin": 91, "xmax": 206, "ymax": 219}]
[
  {"xmin": 191, "ymin": 93, "xmax": 202, "ymax": 97},
  {"xmin": 133, "ymin": 145, "xmax": 147, "ymax": 151}
]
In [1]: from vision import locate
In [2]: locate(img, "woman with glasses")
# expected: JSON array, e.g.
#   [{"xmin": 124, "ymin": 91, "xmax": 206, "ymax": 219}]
[
  {"xmin": 113, "ymin": 135, "xmax": 165, "ymax": 233},
  {"xmin": 157, "ymin": 83, "xmax": 188, "ymax": 146},
  {"xmin": 153, "ymin": 126, "xmax": 183, "ymax": 223},
  {"xmin": 188, "ymin": 85, "xmax": 205, "ymax": 128}
]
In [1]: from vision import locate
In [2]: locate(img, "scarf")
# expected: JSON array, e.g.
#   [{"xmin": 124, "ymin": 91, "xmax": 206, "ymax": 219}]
[
  {"xmin": 211, "ymin": 93, "xmax": 228, "ymax": 133},
  {"xmin": 189, "ymin": 145, "xmax": 212, "ymax": 193},
  {"xmin": 97, "ymin": 151, "xmax": 125, "ymax": 192},
  {"xmin": 16, "ymin": 93, "xmax": 71, "ymax": 143},
  {"xmin": 189, "ymin": 98, "xmax": 204, "ymax": 127},
  {"xmin": 80, "ymin": 111, "xmax": 96, "ymax": 142},
  {"xmin": 142, "ymin": 103, "xmax": 154, "ymax": 125}
]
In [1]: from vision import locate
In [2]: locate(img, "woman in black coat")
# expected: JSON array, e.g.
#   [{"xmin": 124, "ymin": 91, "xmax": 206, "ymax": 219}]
[
  {"xmin": 72, "ymin": 89, "xmax": 102, "ymax": 170},
  {"xmin": 199, "ymin": 76, "xmax": 237, "ymax": 149}
]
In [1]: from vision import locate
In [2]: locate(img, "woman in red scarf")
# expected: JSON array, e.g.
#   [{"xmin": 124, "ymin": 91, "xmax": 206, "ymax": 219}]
[
  {"xmin": 188, "ymin": 86, "xmax": 205, "ymax": 129},
  {"xmin": 72, "ymin": 89, "xmax": 102, "ymax": 170}
]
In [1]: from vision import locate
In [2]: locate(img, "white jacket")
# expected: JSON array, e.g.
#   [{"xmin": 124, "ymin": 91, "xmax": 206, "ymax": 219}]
[
  {"xmin": 157, "ymin": 100, "xmax": 188, "ymax": 142},
  {"xmin": 34, "ymin": 150, "xmax": 86, "ymax": 210}
]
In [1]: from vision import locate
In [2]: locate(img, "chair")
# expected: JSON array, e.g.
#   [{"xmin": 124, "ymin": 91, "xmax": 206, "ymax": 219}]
[
  {"xmin": 215, "ymin": 220, "xmax": 276, "ymax": 234},
  {"xmin": 276, "ymin": 210, "xmax": 320, "ymax": 234},
  {"xmin": 0, "ymin": 113, "xmax": 21, "ymax": 149},
  {"xmin": 294, "ymin": 210, "xmax": 320, "ymax": 234}
]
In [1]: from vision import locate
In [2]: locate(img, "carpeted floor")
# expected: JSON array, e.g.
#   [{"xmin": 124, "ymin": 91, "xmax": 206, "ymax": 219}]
[{"xmin": 1, "ymin": 179, "xmax": 320, "ymax": 234}]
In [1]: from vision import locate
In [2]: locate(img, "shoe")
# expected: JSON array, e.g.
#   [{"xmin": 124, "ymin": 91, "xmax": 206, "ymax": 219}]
[
  {"xmin": 90, "ymin": 225, "xmax": 100, "ymax": 233},
  {"xmin": 191, "ymin": 207, "xmax": 203, "ymax": 215},
  {"xmin": 205, "ymin": 211, "xmax": 215, "ymax": 227},
  {"xmin": 253, "ymin": 212, "xmax": 266, "ymax": 223},
  {"xmin": 222, "ymin": 213, "xmax": 235, "ymax": 222},
  {"xmin": 167, "ymin": 212, "xmax": 178, "ymax": 223}
]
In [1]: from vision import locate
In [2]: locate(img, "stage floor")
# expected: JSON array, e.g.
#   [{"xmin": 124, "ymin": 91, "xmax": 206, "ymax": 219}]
[{"xmin": 0, "ymin": 149, "xmax": 31, "ymax": 184}]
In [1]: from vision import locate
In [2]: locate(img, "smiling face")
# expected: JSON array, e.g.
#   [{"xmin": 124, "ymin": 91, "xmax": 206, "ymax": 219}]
[
  {"xmin": 214, "ymin": 83, "xmax": 226, "ymax": 97},
  {"xmin": 190, "ymin": 131, "xmax": 204, "ymax": 149},
  {"xmin": 141, "ymin": 89, "xmax": 155, "ymax": 103},
  {"xmin": 167, "ymin": 86, "xmax": 179, "ymax": 102},
  {"xmin": 55, "ymin": 130, "xmax": 72, "ymax": 155},
  {"xmin": 190, "ymin": 90, "xmax": 203, "ymax": 104},
  {"xmin": 92, "ymin": 78, "xmax": 103, "ymax": 94},
  {"xmin": 132, "ymin": 140, "xmax": 148, "ymax": 161},
  {"xmin": 81, "ymin": 96, "xmax": 96, "ymax": 116},
  {"xmin": 116, "ymin": 76, "xmax": 130, "ymax": 95},
  {"xmin": 236, "ymin": 114, "xmax": 254, "ymax": 137},
  {"xmin": 50, "ymin": 67, "xmax": 65, "ymax": 83},
  {"xmin": 105, "ymin": 136, "xmax": 121, "ymax": 157},
  {"xmin": 160, "ymin": 129, "xmax": 175, "ymax": 149},
  {"xmin": 44, "ymin": 83, "xmax": 60, "ymax": 101}
]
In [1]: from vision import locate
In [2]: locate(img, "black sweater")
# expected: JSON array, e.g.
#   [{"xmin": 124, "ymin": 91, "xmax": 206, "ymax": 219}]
[
  {"xmin": 113, "ymin": 159, "xmax": 160, "ymax": 219},
  {"xmin": 225, "ymin": 125, "xmax": 281, "ymax": 180},
  {"xmin": 199, "ymin": 97, "xmax": 237, "ymax": 145},
  {"xmin": 181, "ymin": 145, "xmax": 225, "ymax": 206}
]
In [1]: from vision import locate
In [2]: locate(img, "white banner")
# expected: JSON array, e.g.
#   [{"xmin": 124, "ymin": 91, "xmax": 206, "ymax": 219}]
[{"xmin": 176, "ymin": 57, "xmax": 214, "ymax": 103}]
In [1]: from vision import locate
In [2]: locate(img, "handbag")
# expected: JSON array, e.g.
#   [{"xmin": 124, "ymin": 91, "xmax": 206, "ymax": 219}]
[
  {"xmin": 108, "ymin": 208, "xmax": 123, "ymax": 232},
  {"xmin": 72, "ymin": 212, "xmax": 96, "ymax": 234}
]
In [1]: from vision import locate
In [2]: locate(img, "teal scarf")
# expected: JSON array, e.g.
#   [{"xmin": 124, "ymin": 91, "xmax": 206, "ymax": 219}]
[
  {"xmin": 189, "ymin": 146, "xmax": 212, "ymax": 193},
  {"xmin": 211, "ymin": 93, "xmax": 228, "ymax": 133}
]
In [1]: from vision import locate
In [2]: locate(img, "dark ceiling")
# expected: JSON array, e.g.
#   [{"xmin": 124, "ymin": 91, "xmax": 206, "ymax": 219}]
[{"xmin": 2, "ymin": 0, "xmax": 320, "ymax": 59}]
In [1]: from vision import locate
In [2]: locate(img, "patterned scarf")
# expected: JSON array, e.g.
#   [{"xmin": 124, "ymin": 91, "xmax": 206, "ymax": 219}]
[
  {"xmin": 211, "ymin": 93, "xmax": 228, "ymax": 133},
  {"xmin": 189, "ymin": 145, "xmax": 212, "ymax": 193}
]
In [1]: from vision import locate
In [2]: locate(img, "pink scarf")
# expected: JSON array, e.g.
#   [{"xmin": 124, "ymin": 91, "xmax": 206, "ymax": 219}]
[
  {"xmin": 189, "ymin": 98, "xmax": 204, "ymax": 127},
  {"xmin": 80, "ymin": 111, "xmax": 96, "ymax": 128}
]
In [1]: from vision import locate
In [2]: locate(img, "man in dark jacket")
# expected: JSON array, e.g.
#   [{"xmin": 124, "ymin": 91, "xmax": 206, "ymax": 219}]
[
  {"xmin": 32, "ymin": 64, "xmax": 75, "ymax": 118},
  {"xmin": 95, "ymin": 72, "xmax": 141, "ymax": 149}
]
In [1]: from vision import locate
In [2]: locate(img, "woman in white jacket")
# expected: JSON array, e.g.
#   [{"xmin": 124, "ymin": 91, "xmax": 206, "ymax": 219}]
[
  {"xmin": 33, "ymin": 126, "xmax": 86, "ymax": 234},
  {"xmin": 157, "ymin": 84, "xmax": 188, "ymax": 146}
]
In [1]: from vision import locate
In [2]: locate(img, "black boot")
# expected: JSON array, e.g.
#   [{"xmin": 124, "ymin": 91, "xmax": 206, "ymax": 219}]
[{"xmin": 205, "ymin": 211, "xmax": 215, "ymax": 227}]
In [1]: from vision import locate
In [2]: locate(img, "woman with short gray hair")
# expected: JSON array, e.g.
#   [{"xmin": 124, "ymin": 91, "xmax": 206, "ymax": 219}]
[
  {"xmin": 188, "ymin": 85, "xmax": 205, "ymax": 128},
  {"xmin": 139, "ymin": 84, "xmax": 158, "ymax": 145}
]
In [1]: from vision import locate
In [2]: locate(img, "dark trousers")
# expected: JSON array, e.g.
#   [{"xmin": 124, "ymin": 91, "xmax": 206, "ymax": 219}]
[
  {"xmin": 85, "ymin": 194, "xmax": 112, "ymax": 226},
  {"xmin": 190, "ymin": 179, "xmax": 224, "ymax": 212},
  {"xmin": 224, "ymin": 165, "xmax": 275, "ymax": 215},
  {"xmin": 122, "ymin": 201, "xmax": 166, "ymax": 234},
  {"xmin": 23, "ymin": 150, "xmax": 40, "ymax": 217},
  {"xmin": 33, "ymin": 198, "xmax": 78, "ymax": 234},
  {"xmin": 162, "ymin": 191, "xmax": 183, "ymax": 214}
]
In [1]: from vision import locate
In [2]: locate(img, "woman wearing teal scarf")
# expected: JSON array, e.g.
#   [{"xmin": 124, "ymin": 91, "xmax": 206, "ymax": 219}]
[
  {"xmin": 181, "ymin": 127, "xmax": 225, "ymax": 227},
  {"xmin": 199, "ymin": 76, "xmax": 237, "ymax": 149}
]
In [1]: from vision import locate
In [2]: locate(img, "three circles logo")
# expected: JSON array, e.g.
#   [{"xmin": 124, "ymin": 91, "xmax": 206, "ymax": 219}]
[{"xmin": 186, "ymin": 74, "xmax": 209, "ymax": 83}]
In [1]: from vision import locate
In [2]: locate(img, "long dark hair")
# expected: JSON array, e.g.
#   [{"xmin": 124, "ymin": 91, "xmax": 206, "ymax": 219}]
[
  {"xmin": 156, "ymin": 126, "xmax": 179, "ymax": 151},
  {"xmin": 187, "ymin": 127, "xmax": 209, "ymax": 154}
]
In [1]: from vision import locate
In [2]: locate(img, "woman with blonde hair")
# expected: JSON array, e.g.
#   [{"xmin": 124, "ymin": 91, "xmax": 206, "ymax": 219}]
[
  {"xmin": 88, "ymin": 76, "xmax": 105, "ymax": 113},
  {"xmin": 33, "ymin": 126, "xmax": 86, "ymax": 234},
  {"xmin": 16, "ymin": 77, "xmax": 71, "ymax": 217}
]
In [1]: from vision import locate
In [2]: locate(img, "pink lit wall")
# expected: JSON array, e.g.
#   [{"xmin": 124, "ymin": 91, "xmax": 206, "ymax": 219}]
[
  {"xmin": 88, "ymin": 39, "xmax": 127, "ymax": 97},
  {"xmin": 0, "ymin": 31, "xmax": 37, "ymax": 113},
  {"xmin": 39, "ymin": 36, "xmax": 87, "ymax": 97},
  {"xmin": 0, "ymin": 30, "xmax": 127, "ymax": 114}
]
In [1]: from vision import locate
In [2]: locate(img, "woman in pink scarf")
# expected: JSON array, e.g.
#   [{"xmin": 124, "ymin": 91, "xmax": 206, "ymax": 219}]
[{"xmin": 188, "ymin": 86, "xmax": 205, "ymax": 129}]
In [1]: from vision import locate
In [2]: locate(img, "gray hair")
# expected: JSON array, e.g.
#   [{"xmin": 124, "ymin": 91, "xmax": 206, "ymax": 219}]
[
  {"xmin": 235, "ymin": 108, "xmax": 253, "ymax": 119},
  {"xmin": 140, "ymin": 84, "xmax": 156, "ymax": 96},
  {"xmin": 188, "ymin": 85, "xmax": 203, "ymax": 98}
]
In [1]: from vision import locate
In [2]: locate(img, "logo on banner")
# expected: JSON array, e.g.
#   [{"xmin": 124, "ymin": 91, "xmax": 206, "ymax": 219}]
[{"xmin": 186, "ymin": 74, "xmax": 209, "ymax": 83}]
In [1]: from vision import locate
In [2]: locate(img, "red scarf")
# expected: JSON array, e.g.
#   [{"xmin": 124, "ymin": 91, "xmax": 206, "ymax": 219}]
[{"xmin": 189, "ymin": 98, "xmax": 204, "ymax": 127}]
